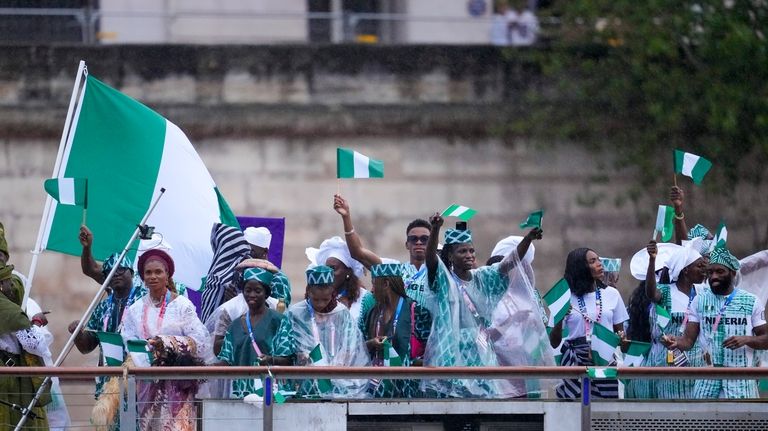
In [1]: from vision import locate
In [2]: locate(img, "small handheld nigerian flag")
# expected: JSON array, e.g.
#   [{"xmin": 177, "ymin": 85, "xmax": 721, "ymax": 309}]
[
  {"xmin": 309, "ymin": 344, "xmax": 333, "ymax": 392},
  {"xmin": 624, "ymin": 340, "xmax": 651, "ymax": 367},
  {"xmin": 337, "ymin": 148, "xmax": 384, "ymax": 178},
  {"xmin": 591, "ymin": 323, "xmax": 620, "ymax": 366},
  {"xmin": 126, "ymin": 339, "xmax": 152, "ymax": 367},
  {"xmin": 44, "ymin": 178, "xmax": 88, "ymax": 207},
  {"xmin": 519, "ymin": 209, "xmax": 544, "ymax": 229},
  {"xmin": 383, "ymin": 339, "xmax": 403, "ymax": 366},
  {"xmin": 96, "ymin": 331, "xmax": 124, "ymax": 366},
  {"xmin": 713, "ymin": 221, "xmax": 728, "ymax": 248},
  {"xmin": 654, "ymin": 303, "xmax": 671, "ymax": 328},
  {"xmin": 674, "ymin": 150, "xmax": 712, "ymax": 185},
  {"xmin": 587, "ymin": 367, "xmax": 618, "ymax": 379},
  {"xmin": 543, "ymin": 278, "xmax": 571, "ymax": 326},
  {"xmin": 654, "ymin": 205, "xmax": 675, "ymax": 242},
  {"xmin": 441, "ymin": 204, "xmax": 477, "ymax": 221}
]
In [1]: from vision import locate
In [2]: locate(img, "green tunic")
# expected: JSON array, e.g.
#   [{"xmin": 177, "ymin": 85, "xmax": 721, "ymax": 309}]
[
  {"xmin": 401, "ymin": 264, "xmax": 432, "ymax": 345},
  {"xmin": 690, "ymin": 288, "xmax": 762, "ymax": 399},
  {"xmin": 645, "ymin": 284, "xmax": 705, "ymax": 399},
  {"xmin": 424, "ymin": 260, "xmax": 508, "ymax": 398},
  {"xmin": 217, "ymin": 309, "xmax": 293, "ymax": 398},
  {"xmin": 361, "ymin": 297, "xmax": 427, "ymax": 398}
]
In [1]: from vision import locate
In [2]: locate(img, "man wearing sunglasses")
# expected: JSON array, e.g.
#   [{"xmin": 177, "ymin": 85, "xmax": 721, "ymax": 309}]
[{"xmin": 403, "ymin": 220, "xmax": 432, "ymax": 305}]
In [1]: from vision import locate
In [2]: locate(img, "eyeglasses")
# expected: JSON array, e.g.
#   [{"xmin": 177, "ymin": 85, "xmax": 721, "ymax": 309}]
[
  {"xmin": 407, "ymin": 235, "xmax": 430, "ymax": 244},
  {"xmin": 114, "ymin": 267, "xmax": 130, "ymax": 276}
]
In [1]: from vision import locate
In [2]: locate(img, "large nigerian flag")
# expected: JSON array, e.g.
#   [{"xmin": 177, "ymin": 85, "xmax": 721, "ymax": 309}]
[{"xmin": 41, "ymin": 72, "xmax": 238, "ymax": 291}]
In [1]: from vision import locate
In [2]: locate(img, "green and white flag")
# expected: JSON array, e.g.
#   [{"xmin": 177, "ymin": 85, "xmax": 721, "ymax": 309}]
[
  {"xmin": 337, "ymin": 148, "xmax": 384, "ymax": 179},
  {"xmin": 40, "ymin": 70, "xmax": 239, "ymax": 291},
  {"xmin": 713, "ymin": 221, "xmax": 728, "ymax": 248},
  {"xmin": 674, "ymin": 150, "xmax": 712, "ymax": 185},
  {"xmin": 591, "ymin": 323, "xmax": 620, "ymax": 366},
  {"xmin": 624, "ymin": 340, "xmax": 652, "ymax": 367},
  {"xmin": 96, "ymin": 331, "xmax": 124, "ymax": 366},
  {"xmin": 655, "ymin": 303, "xmax": 671, "ymax": 329},
  {"xmin": 519, "ymin": 209, "xmax": 544, "ymax": 229},
  {"xmin": 543, "ymin": 278, "xmax": 571, "ymax": 326},
  {"xmin": 309, "ymin": 344, "xmax": 333, "ymax": 393},
  {"xmin": 441, "ymin": 204, "xmax": 477, "ymax": 221},
  {"xmin": 254, "ymin": 379, "xmax": 287, "ymax": 404},
  {"xmin": 586, "ymin": 367, "xmax": 618, "ymax": 379},
  {"xmin": 125, "ymin": 339, "xmax": 152, "ymax": 367},
  {"xmin": 655, "ymin": 205, "xmax": 675, "ymax": 242},
  {"xmin": 382, "ymin": 339, "xmax": 403, "ymax": 367},
  {"xmin": 44, "ymin": 178, "xmax": 88, "ymax": 207}
]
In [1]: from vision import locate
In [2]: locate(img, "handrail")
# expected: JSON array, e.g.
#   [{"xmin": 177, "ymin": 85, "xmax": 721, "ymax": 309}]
[{"xmin": 2, "ymin": 366, "xmax": 767, "ymax": 380}]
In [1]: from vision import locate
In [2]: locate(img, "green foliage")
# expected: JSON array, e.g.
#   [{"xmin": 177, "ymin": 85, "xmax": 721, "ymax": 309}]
[{"xmin": 528, "ymin": 0, "xmax": 768, "ymax": 194}]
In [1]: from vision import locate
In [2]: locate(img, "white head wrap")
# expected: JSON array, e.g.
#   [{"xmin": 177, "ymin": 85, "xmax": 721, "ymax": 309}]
[
  {"xmin": 243, "ymin": 227, "xmax": 272, "ymax": 249},
  {"xmin": 666, "ymin": 245, "xmax": 703, "ymax": 282},
  {"xmin": 305, "ymin": 236, "xmax": 365, "ymax": 278},
  {"xmin": 490, "ymin": 235, "xmax": 535, "ymax": 264},
  {"xmin": 630, "ymin": 243, "xmax": 682, "ymax": 281}
]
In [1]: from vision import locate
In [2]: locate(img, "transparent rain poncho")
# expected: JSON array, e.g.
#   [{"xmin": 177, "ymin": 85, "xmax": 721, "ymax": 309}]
[
  {"xmin": 422, "ymin": 249, "xmax": 553, "ymax": 398},
  {"xmin": 285, "ymin": 300, "xmax": 370, "ymax": 398}
]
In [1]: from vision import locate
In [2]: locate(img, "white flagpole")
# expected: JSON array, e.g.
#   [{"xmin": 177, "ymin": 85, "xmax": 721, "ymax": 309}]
[{"xmin": 23, "ymin": 60, "xmax": 87, "ymax": 309}]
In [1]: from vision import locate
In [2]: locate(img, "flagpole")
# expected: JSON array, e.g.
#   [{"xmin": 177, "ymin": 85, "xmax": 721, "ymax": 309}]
[
  {"xmin": 15, "ymin": 188, "xmax": 167, "ymax": 431},
  {"xmin": 23, "ymin": 60, "xmax": 87, "ymax": 310}
]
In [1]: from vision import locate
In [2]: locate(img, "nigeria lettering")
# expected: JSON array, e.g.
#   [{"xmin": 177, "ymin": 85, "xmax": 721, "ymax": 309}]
[{"xmin": 704, "ymin": 317, "xmax": 748, "ymax": 326}]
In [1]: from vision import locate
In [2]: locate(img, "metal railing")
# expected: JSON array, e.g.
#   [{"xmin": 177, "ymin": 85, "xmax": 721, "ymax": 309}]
[
  {"xmin": 0, "ymin": 7, "xmax": 560, "ymax": 45},
  {"xmin": 1, "ymin": 366, "xmax": 767, "ymax": 431}
]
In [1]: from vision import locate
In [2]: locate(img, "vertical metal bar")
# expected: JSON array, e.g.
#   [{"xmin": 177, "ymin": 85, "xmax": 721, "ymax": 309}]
[
  {"xmin": 123, "ymin": 374, "xmax": 137, "ymax": 431},
  {"xmin": 581, "ymin": 377, "xmax": 591, "ymax": 431},
  {"xmin": 263, "ymin": 376, "xmax": 273, "ymax": 431}
]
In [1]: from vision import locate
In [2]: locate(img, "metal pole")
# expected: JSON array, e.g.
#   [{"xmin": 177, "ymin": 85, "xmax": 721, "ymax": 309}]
[
  {"xmin": 122, "ymin": 374, "xmax": 137, "ymax": 430},
  {"xmin": 581, "ymin": 376, "xmax": 591, "ymax": 431},
  {"xmin": 14, "ymin": 188, "xmax": 167, "ymax": 431},
  {"xmin": 263, "ymin": 375, "xmax": 273, "ymax": 431},
  {"xmin": 23, "ymin": 60, "xmax": 86, "ymax": 309}
]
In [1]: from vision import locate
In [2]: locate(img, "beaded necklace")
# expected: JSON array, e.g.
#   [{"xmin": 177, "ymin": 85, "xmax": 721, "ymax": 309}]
[
  {"xmin": 576, "ymin": 286, "xmax": 602, "ymax": 342},
  {"xmin": 142, "ymin": 290, "xmax": 170, "ymax": 338}
]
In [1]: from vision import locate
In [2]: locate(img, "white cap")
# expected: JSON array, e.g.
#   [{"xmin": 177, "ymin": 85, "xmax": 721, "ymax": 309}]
[{"xmin": 244, "ymin": 227, "xmax": 272, "ymax": 249}]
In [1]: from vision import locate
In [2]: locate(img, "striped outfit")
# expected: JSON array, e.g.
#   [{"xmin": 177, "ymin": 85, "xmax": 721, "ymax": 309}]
[
  {"xmin": 648, "ymin": 284, "xmax": 705, "ymax": 399},
  {"xmin": 688, "ymin": 288, "xmax": 766, "ymax": 398},
  {"xmin": 200, "ymin": 223, "xmax": 251, "ymax": 322}
]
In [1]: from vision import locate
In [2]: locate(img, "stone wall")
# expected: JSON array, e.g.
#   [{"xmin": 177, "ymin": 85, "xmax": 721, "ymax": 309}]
[{"xmin": 1, "ymin": 44, "xmax": 766, "ymax": 372}]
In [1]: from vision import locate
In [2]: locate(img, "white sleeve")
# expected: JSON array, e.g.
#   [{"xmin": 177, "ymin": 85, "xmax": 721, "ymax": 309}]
[
  {"xmin": 120, "ymin": 304, "xmax": 142, "ymax": 340},
  {"xmin": 687, "ymin": 295, "xmax": 701, "ymax": 323},
  {"xmin": 610, "ymin": 288, "xmax": 629, "ymax": 325},
  {"xmin": 14, "ymin": 326, "xmax": 49, "ymax": 357},
  {"xmin": 752, "ymin": 299, "xmax": 766, "ymax": 328}
]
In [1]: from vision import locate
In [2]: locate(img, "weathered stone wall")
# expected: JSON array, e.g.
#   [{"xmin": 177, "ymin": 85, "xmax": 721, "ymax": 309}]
[{"xmin": 1, "ymin": 44, "xmax": 766, "ymax": 374}]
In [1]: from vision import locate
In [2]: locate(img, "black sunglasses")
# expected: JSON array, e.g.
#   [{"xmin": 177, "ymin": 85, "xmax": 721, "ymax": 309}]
[{"xmin": 407, "ymin": 235, "xmax": 430, "ymax": 244}]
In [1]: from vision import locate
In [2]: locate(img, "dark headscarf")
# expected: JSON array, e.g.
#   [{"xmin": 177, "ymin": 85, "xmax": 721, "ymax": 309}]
[
  {"xmin": 138, "ymin": 249, "xmax": 175, "ymax": 279},
  {"xmin": 564, "ymin": 247, "xmax": 603, "ymax": 296}
]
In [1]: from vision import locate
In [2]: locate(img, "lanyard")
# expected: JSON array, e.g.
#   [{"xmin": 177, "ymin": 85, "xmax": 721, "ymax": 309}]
[
  {"xmin": 576, "ymin": 287, "xmax": 602, "ymax": 341},
  {"xmin": 711, "ymin": 289, "xmax": 738, "ymax": 336},
  {"xmin": 245, "ymin": 313, "xmax": 264, "ymax": 357},
  {"xmin": 142, "ymin": 290, "xmax": 170, "ymax": 339},
  {"xmin": 679, "ymin": 286, "xmax": 697, "ymax": 333},
  {"xmin": 375, "ymin": 297, "xmax": 405, "ymax": 338},
  {"xmin": 103, "ymin": 285, "xmax": 136, "ymax": 332},
  {"xmin": 451, "ymin": 272, "xmax": 487, "ymax": 329}
]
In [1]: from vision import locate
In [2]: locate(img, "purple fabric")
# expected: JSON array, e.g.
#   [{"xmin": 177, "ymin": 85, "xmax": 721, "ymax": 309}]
[{"xmin": 236, "ymin": 216, "xmax": 286, "ymax": 268}]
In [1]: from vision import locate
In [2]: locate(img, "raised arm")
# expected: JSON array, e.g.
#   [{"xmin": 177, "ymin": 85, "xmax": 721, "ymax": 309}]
[
  {"xmin": 644, "ymin": 241, "xmax": 662, "ymax": 303},
  {"xmin": 79, "ymin": 225, "xmax": 105, "ymax": 284},
  {"xmin": 333, "ymin": 194, "xmax": 381, "ymax": 269},
  {"xmin": 548, "ymin": 319, "xmax": 563, "ymax": 349},
  {"xmin": 426, "ymin": 213, "xmax": 444, "ymax": 285},
  {"xmin": 670, "ymin": 186, "xmax": 688, "ymax": 245},
  {"xmin": 499, "ymin": 227, "xmax": 542, "ymax": 274}
]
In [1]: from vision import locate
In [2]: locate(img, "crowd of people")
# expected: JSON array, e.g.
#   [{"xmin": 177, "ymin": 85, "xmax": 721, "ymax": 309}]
[{"xmin": 1, "ymin": 184, "xmax": 767, "ymax": 430}]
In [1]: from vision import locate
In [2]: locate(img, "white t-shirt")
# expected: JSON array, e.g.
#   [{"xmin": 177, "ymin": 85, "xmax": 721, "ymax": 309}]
[
  {"xmin": 549, "ymin": 286, "xmax": 629, "ymax": 340},
  {"xmin": 670, "ymin": 283, "xmax": 695, "ymax": 313}
]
